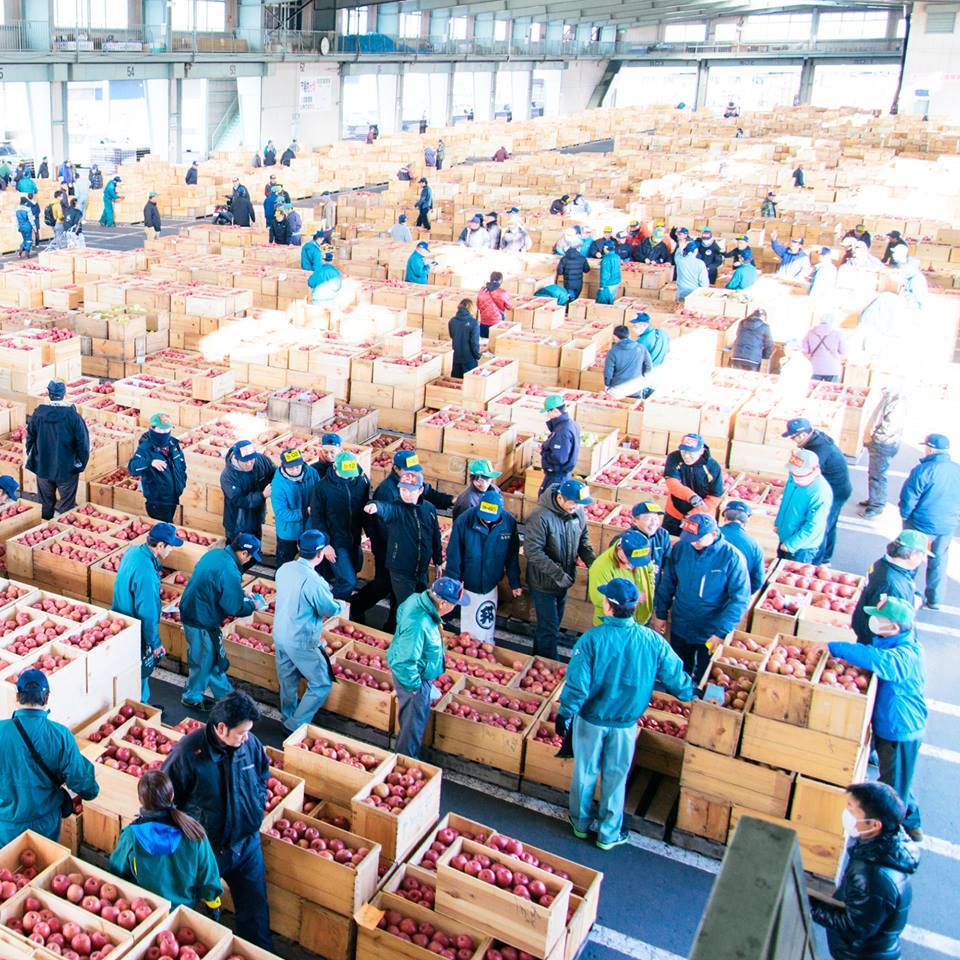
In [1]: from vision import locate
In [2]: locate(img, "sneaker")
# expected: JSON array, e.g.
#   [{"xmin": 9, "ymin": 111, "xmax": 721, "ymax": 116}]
[
  {"xmin": 596, "ymin": 832, "xmax": 629, "ymax": 851},
  {"xmin": 906, "ymin": 827, "xmax": 924, "ymax": 842},
  {"xmin": 180, "ymin": 696, "xmax": 209, "ymax": 711},
  {"xmin": 925, "ymin": 601, "xmax": 941, "ymax": 611},
  {"xmin": 857, "ymin": 500, "xmax": 870, "ymax": 507},
  {"xmin": 860, "ymin": 508, "xmax": 882, "ymax": 519},
  {"xmin": 568, "ymin": 817, "xmax": 588, "ymax": 840}
]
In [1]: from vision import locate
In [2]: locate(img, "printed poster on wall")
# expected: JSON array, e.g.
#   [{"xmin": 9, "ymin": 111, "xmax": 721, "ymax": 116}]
[{"xmin": 299, "ymin": 76, "xmax": 333, "ymax": 113}]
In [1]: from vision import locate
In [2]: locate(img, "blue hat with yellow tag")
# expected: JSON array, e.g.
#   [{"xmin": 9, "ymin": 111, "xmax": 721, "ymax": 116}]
[
  {"xmin": 280, "ymin": 447, "xmax": 304, "ymax": 468},
  {"xmin": 558, "ymin": 478, "xmax": 592, "ymax": 505},
  {"xmin": 618, "ymin": 530, "xmax": 652, "ymax": 567},
  {"xmin": 393, "ymin": 449, "xmax": 422, "ymax": 471},
  {"xmin": 334, "ymin": 451, "xmax": 360, "ymax": 478},
  {"xmin": 632, "ymin": 500, "xmax": 664, "ymax": 518},
  {"xmin": 477, "ymin": 488, "xmax": 503, "ymax": 521}
]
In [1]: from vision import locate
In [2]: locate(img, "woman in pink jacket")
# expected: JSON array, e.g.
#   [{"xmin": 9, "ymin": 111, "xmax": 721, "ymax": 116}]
[{"xmin": 477, "ymin": 272, "xmax": 513, "ymax": 338}]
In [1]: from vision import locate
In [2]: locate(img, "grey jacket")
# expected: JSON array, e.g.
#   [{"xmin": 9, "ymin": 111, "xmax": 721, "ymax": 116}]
[{"xmin": 524, "ymin": 486, "xmax": 596, "ymax": 595}]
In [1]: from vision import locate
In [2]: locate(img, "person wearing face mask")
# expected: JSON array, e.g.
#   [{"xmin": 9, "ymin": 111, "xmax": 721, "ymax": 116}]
[
  {"xmin": 270, "ymin": 447, "xmax": 318, "ymax": 569},
  {"xmin": 652, "ymin": 514, "xmax": 750, "ymax": 681},
  {"xmin": 452, "ymin": 459, "xmax": 502, "ymax": 521},
  {"xmin": 851, "ymin": 532, "xmax": 927, "ymax": 645},
  {"xmin": 775, "ymin": 449, "xmax": 833, "ymax": 562},
  {"xmin": 128, "ymin": 413, "xmax": 188, "ymax": 523},
  {"xmin": 810, "ymin": 781, "xmax": 918, "ymax": 958},
  {"xmin": 693, "ymin": 228, "xmax": 723, "ymax": 285},
  {"xmin": 662, "ymin": 433, "xmax": 723, "ymax": 537},
  {"xmin": 816, "ymin": 596, "xmax": 927, "ymax": 842},
  {"xmin": 220, "ymin": 441, "xmax": 275, "ymax": 543}
]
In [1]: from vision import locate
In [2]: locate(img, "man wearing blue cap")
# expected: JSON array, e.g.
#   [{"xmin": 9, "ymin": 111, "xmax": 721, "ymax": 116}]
[
  {"xmin": 301, "ymin": 230, "xmax": 323, "ymax": 272},
  {"xmin": 0, "ymin": 475, "xmax": 19, "ymax": 505},
  {"xmin": 220, "ymin": 441, "xmax": 275, "ymax": 543},
  {"xmin": 663, "ymin": 433, "xmax": 724, "ymax": 536},
  {"xmin": 899, "ymin": 433, "xmax": 960, "ymax": 610},
  {"xmin": 445, "ymin": 488, "xmax": 522, "ymax": 643},
  {"xmin": 776, "ymin": 449, "xmax": 833, "ymax": 562},
  {"xmin": 719, "ymin": 500, "xmax": 766, "ymax": 593},
  {"xmin": 539, "ymin": 395, "xmax": 581, "ymax": 494},
  {"xmin": 389, "ymin": 214, "xmax": 412, "ymax": 243},
  {"xmin": 271, "ymin": 447, "xmax": 318, "ymax": 568},
  {"xmin": 630, "ymin": 313, "xmax": 670, "ymax": 369},
  {"xmin": 557, "ymin": 577, "xmax": 695, "ymax": 850},
  {"xmin": 414, "ymin": 177, "xmax": 433, "ymax": 230},
  {"xmin": 274, "ymin": 529, "xmax": 346, "ymax": 731},
  {"xmin": 26, "ymin": 379, "xmax": 89, "ymax": 521},
  {"xmin": 112, "ymin": 522, "xmax": 184, "ymax": 702},
  {"xmin": 0, "ymin": 668, "xmax": 99, "ymax": 844},
  {"xmin": 308, "ymin": 246, "xmax": 342, "ymax": 304},
  {"xmin": 310, "ymin": 450, "xmax": 370, "ymax": 602},
  {"xmin": 723, "ymin": 235, "xmax": 754, "ymax": 267},
  {"xmin": 178, "ymin": 533, "xmax": 265, "ymax": 709},
  {"xmin": 405, "ymin": 241, "xmax": 434, "ymax": 284},
  {"xmin": 312, "ymin": 433, "xmax": 341, "ymax": 480},
  {"xmin": 694, "ymin": 228, "xmax": 723, "ymax": 284},
  {"xmin": 459, "ymin": 215, "xmax": 491, "ymax": 250},
  {"xmin": 389, "ymin": 576, "xmax": 468, "ymax": 756},
  {"xmin": 588, "ymin": 529, "xmax": 655, "ymax": 626},
  {"xmin": 612, "ymin": 501, "xmax": 672, "ymax": 582},
  {"xmin": 128, "ymin": 412, "xmax": 187, "ymax": 523},
  {"xmin": 653, "ymin": 514, "xmax": 750, "ymax": 680},
  {"xmin": 525, "ymin": 479, "xmax": 597, "ymax": 659}
]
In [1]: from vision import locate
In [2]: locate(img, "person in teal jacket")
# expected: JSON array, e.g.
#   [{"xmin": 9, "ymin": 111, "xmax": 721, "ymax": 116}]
[
  {"xmin": 405, "ymin": 241, "xmax": 433, "ymax": 284},
  {"xmin": 558, "ymin": 578, "xmax": 696, "ymax": 850},
  {"xmin": 388, "ymin": 578, "xmax": 468, "ymax": 756},
  {"xmin": 719, "ymin": 500, "xmax": 765, "ymax": 593},
  {"xmin": 309, "ymin": 249, "xmax": 342, "ymax": 304},
  {"xmin": 775, "ymin": 449, "xmax": 833, "ymax": 561},
  {"xmin": 0, "ymin": 669, "xmax": 99, "ymax": 845},
  {"xmin": 273, "ymin": 530, "xmax": 345, "ymax": 731},
  {"xmin": 630, "ymin": 313, "xmax": 670, "ymax": 367},
  {"xmin": 534, "ymin": 284, "xmax": 572, "ymax": 305},
  {"xmin": 726, "ymin": 260, "xmax": 758, "ymax": 290},
  {"xmin": 99, "ymin": 176, "xmax": 122, "ymax": 226},
  {"xmin": 110, "ymin": 770, "xmax": 222, "ymax": 909},
  {"xmin": 596, "ymin": 247, "xmax": 622, "ymax": 304},
  {"xmin": 300, "ymin": 231, "xmax": 323, "ymax": 272},
  {"xmin": 270, "ymin": 447, "xmax": 318, "ymax": 568},
  {"xmin": 16, "ymin": 173, "xmax": 38, "ymax": 194},
  {"xmin": 817, "ymin": 596, "xmax": 926, "ymax": 841},
  {"xmin": 112, "ymin": 523, "xmax": 183, "ymax": 702}
]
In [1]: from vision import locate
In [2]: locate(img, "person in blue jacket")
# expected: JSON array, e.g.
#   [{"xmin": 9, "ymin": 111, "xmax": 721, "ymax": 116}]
[
  {"xmin": 310, "ymin": 451, "xmax": 370, "ymax": 602},
  {"xmin": 15, "ymin": 198, "xmax": 33, "ymax": 257},
  {"xmin": 694, "ymin": 228, "xmax": 724, "ymax": 284},
  {"xmin": 771, "ymin": 234, "xmax": 811, "ymax": 280},
  {"xmin": 178, "ymin": 534, "xmax": 264, "ymax": 709},
  {"xmin": 220, "ymin": 440, "xmax": 275, "ymax": 542},
  {"xmin": 899, "ymin": 433, "xmax": 960, "ymax": 610},
  {"xmin": 719, "ymin": 501, "xmax": 765, "ymax": 593},
  {"xmin": 652, "ymin": 513, "xmax": 750, "ymax": 680},
  {"xmin": 127, "ymin": 412, "xmax": 187, "ymax": 523},
  {"xmin": 852, "ymin": 531, "xmax": 926, "ymax": 644},
  {"xmin": 818, "ymin": 595, "xmax": 927, "ymax": 841},
  {"xmin": 539, "ymin": 394, "xmax": 580, "ymax": 493},
  {"xmin": 556, "ymin": 246, "xmax": 591, "ymax": 301},
  {"xmin": 726, "ymin": 260, "xmax": 758, "ymax": 290},
  {"xmin": 405, "ymin": 241, "xmax": 433, "ymax": 285},
  {"xmin": 775, "ymin": 449, "xmax": 833, "ymax": 561},
  {"xmin": 301, "ymin": 231, "xmax": 323, "ymax": 272},
  {"xmin": 308, "ymin": 247, "xmax": 342, "ymax": 304},
  {"xmin": 414, "ymin": 177, "xmax": 433, "ymax": 230},
  {"xmin": 630, "ymin": 313, "xmax": 670, "ymax": 368},
  {"xmin": 675, "ymin": 246, "xmax": 709, "ymax": 300},
  {"xmin": 587, "ymin": 228, "xmax": 616, "ymax": 259},
  {"xmin": 445, "ymin": 488, "xmax": 522, "ymax": 640},
  {"xmin": 263, "ymin": 185, "xmax": 281, "ymax": 228},
  {"xmin": 273, "ymin": 529, "xmax": 345, "ymax": 731},
  {"xmin": 311, "ymin": 432, "xmax": 342, "ymax": 481},
  {"xmin": 270, "ymin": 447, "xmax": 318, "ymax": 569},
  {"xmin": 449, "ymin": 298, "xmax": 481, "ymax": 377},
  {"xmin": 557, "ymin": 578, "xmax": 696, "ymax": 850},
  {"xmin": 113, "ymin": 522, "xmax": 183, "ymax": 702},
  {"xmin": 16, "ymin": 171, "xmax": 37, "ymax": 194},
  {"xmin": 0, "ymin": 669, "xmax": 99, "ymax": 845},
  {"xmin": 596, "ymin": 247, "xmax": 621, "ymax": 304},
  {"xmin": 723, "ymin": 235, "xmax": 754, "ymax": 266},
  {"xmin": 604, "ymin": 325, "xmax": 652, "ymax": 398},
  {"xmin": 534, "ymin": 284, "xmax": 572, "ymax": 305}
]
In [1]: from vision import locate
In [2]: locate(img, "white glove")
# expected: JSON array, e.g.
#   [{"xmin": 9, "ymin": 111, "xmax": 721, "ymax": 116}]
[{"xmin": 429, "ymin": 684, "xmax": 442, "ymax": 704}]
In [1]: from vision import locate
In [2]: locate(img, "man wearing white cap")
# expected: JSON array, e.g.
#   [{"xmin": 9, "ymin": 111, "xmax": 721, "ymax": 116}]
[{"xmin": 774, "ymin": 449, "xmax": 833, "ymax": 562}]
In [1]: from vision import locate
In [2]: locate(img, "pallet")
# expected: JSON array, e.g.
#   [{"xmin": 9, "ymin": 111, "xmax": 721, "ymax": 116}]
[{"xmin": 623, "ymin": 768, "xmax": 680, "ymax": 840}]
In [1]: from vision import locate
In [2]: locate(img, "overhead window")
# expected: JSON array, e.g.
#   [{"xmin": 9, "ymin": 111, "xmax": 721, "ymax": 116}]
[{"xmin": 663, "ymin": 22, "xmax": 706, "ymax": 43}]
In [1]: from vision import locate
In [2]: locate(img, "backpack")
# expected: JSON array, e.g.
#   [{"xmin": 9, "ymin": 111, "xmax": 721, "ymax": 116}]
[{"xmin": 43, "ymin": 204, "xmax": 56, "ymax": 227}]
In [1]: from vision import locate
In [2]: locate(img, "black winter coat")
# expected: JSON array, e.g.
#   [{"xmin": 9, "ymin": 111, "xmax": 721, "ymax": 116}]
[
  {"xmin": 374, "ymin": 500, "xmax": 443, "ymax": 582},
  {"xmin": 26, "ymin": 403, "xmax": 89, "ymax": 482},
  {"xmin": 852, "ymin": 557, "xmax": 919, "ymax": 645},
  {"xmin": 231, "ymin": 195, "xmax": 255, "ymax": 227},
  {"xmin": 281, "ymin": 149, "xmax": 295, "ymax": 166},
  {"xmin": 732, "ymin": 315, "xmax": 774, "ymax": 364},
  {"xmin": 524, "ymin": 486, "xmax": 595, "ymax": 595},
  {"xmin": 696, "ymin": 240, "xmax": 724, "ymax": 272},
  {"xmin": 163, "ymin": 725, "xmax": 269, "ymax": 852},
  {"xmin": 368, "ymin": 471, "xmax": 452, "ymax": 566},
  {"xmin": 270, "ymin": 218, "xmax": 290, "ymax": 245},
  {"xmin": 448, "ymin": 307, "xmax": 481, "ymax": 374},
  {"xmin": 88, "ymin": 169, "xmax": 104, "ymax": 189},
  {"xmin": 143, "ymin": 202, "xmax": 162, "ymax": 231},
  {"xmin": 803, "ymin": 430, "xmax": 853, "ymax": 501},
  {"xmin": 557, "ymin": 249, "xmax": 590, "ymax": 291},
  {"xmin": 811, "ymin": 833, "xmax": 918, "ymax": 960},
  {"xmin": 128, "ymin": 430, "xmax": 187, "ymax": 505},
  {"xmin": 310, "ymin": 471, "xmax": 370, "ymax": 551},
  {"xmin": 633, "ymin": 239, "xmax": 670, "ymax": 264},
  {"xmin": 185, "ymin": 167, "xmax": 198, "ymax": 185},
  {"xmin": 220, "ymin": 453, "xmax": 276, "ymax": 541}
]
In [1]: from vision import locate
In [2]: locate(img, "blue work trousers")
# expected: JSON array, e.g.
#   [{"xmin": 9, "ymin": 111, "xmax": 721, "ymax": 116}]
[
  {"xmin": 218, "ymin": 834, "xmax": 272, "ymax": 950},
  {"xmin": 275, "ymin": 642, "xmax": 333, "ymax": 732},
  {"xmin": 569, "ymin": 716, "xmax": 638, "ymax": 845},
  {"xmin": 531, "ymin": 590, "xmax": 567, "ymax": 661},
  {"xmin": 394, "ymin": 680, "xmax": 432, "ymax": 758},
  {"xmin": 183, "ymin": 625, "xmax": 234, "ymax": 704},
  {"xmin": 778, "ymin": 545, "xmax": 818, "ymax": 563}
]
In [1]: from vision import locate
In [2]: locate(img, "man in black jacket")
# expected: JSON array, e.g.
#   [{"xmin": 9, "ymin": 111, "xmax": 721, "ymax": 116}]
[
  {"xmin": 143, "ymin": 192, "xmax": 162, "ymax": 241},
  {"xmin": 851, "ymin": 533, "xmax": 925, "ymax": 644},
  {"xmin": 231, "ymin": 191, "xmax": 256, "ymax": 227},
  {"xmin": 185, "ymin": 161, "xmax": 199, "ymax": 185},
  {"xmin": 782, "ymin": 417, "xmax": 852, "ymax": 564},
  {"xmin": 694, "ymin": 228, "xmax": 724, "ymax": 284},
  {"xmin": 164, "ymin": 692, "xmax": 271, "ymax": 949},
  {"xmin": 556, "ymin": 246, "xmax": 590, "ymax": 301}
]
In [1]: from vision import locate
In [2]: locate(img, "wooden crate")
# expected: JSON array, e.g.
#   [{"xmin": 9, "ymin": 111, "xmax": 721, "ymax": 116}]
[
  {"xmin": 5, "ymin": 522, "xmax": 65, "ymax": 580},
  {"xmin": 299, "ymin": 901, "xmax": 357, "ymax": 960},
  {"xmin": 680, "ymin": 746, "xmax": 794, "ymax": 819},
  {"xmin": 749, "ymin": 585, "xmax": 808, "ymax": 639},
  {"xmin": 124, "ymin": 905, "xmax": 232, "ymax": 960},
  {"xmin": 807, "ymin": 668, "xmax": 877, "ymax": 742},
  {"xmin": 210, "ymin": 934, "xmax": 291, "ymax": 960},
  {"xmin": 432, "ymin": 694, "xmax": 534, "ymax": 775},
  {"xmin": 0, "ymin": 831, "xmax": 70, "ymax": 880},
  {"xmin": 223, "ymin": 620, "xmax": 278, "ymax": 692},
  {"xmin": 686, "ymin": 654, "xmax": 757, "ymax": 757},
  {"xmin": 350, "ymin": 754, "xmax": 442, "ymax": 862},
  {"xmin": 789, "ymin": 775, "xmax": 849, "ymax": 836},
  {"xmin": 522, "ymin": 720, "xmax": 574, "ymax": 791},
  {"xmin": 752, "ymin": 637, "xmax": 826, "ymax": 727},
  {"xmin": 326, "ymin": 649, "xmax": 396, "ymax": 733},
  {"xmin": 676, "ymin": 787, "xmax": 731, "ymax": 843},
  {"xmin": 0, "ymin": 502, "xmax": 42, "ymax": 542}
]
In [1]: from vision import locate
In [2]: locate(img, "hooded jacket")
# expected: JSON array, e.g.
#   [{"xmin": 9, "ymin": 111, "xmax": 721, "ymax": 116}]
[
  {"xmin": 559, "ymin": 617, "xmax": 695, "ymax": 727},
  {"xmin": 663, "ymin": 445, "xmax": 724, "ymax": 522},
  {"xmin": 109, "ymin": 811, "xmax": 222, "ymax": 907},
  {"xmin": 387, "ymin": 591, "xmax": 445, "ymax": 692},
  {"xmin": 654, "ymin": 537, "xmax": 750, "ymax": 645},
  {"xmin": 309, "ymin": 469, "xmax": 370, "ymax": 554},
  {"xmin": 852, "ymin": 557, "xmax": 919, "ymax": 645},
  {"xmin": 603, "ymin": 338, "xmax": 652, "ymax": 392},
  {"xmin": 179, "ymin": 547, "xmax": 255, "ymax": 631},
  {"xmin": 732, "ymin": 314, "xmax": 774, "ymax": 365},
  {"xmin": 811, "ymin": 832, "xmax": 918, "ymax": 960},
  {"xmin": 775, "ymin": 474, "xmax": 833, "ymax": 553},
  {"xmin": 598, "ymin": 250, "xmax": 622, "ymax": 289},
  {"xmin": 540, "ymin": 411, "xmax": 580, "ymax": 480},
  {"xmin": 270, "ymin": 464, "xmax": 318, "ymax": 542},
  {"xmin": 373, "ymin": 499, "xmax": 443, "ymax": 583},
  {"xmin": 26, "ymin": 402, "xmax": 90, "ymax": 482},
  {"xmin": 308, "ymin": 263, "xmax": 342, "ymax": 301},
  {"xmin": 556, "ymin": 249, "xmax": 590, "ymax": 293},
  {"xmin": 899, "ymin": 452, "xmax": 960, "ymax": 536},
  {"xmin": 445, "ymin": 506, "xmax": 521, "ymax": 595},
  {"xmin": 301, "ymin": 240, "xmax": 321, "ymax": 273},
  {"xmin": 636, "ymin": 326, "xmax": 670, "ymax": 367},
  {"xmin": 726, "ymin": 262, "xmax": 758, "ymax": 291},
  {"xmin": 829, "ymin": 629, "xmax": 926, "ymax": 741},
  {"xmin": 448, "ymin": 306, "xmax": 481, "ymax": 373},
  {"xmin": 405, "ymin": 250, "xmax": 431, "ymax": 285},
  {"xmin": 185, "ymin": 166, "xmax": 198, "ymax": 185},
  {"xmin": 524, "ymin": 486, "xmax": 596, "ymax": 595},
  {"xmin": 112, "ymin": 543, "xmax": 162, "ymax": 657},
  {"xmin": 163, "ymin": 725, "xmax": 269, "ymax": 851},
  {"xmin": 587, "ymin": 545, "xmax": 655, "ymax": 626},
  {"xmin": 803, "ymin": 431, "xmax": 853, "ymax": 502},
  {"xmin": 128, "ymin": 430, "xmax": 187, "ymax": 505},
  {"xmin": 719, "ymin": 521, "xmax": 766, "ymax": 593},
  {"xmin": 477, "ymin": 283, "xmax": 512, "ymax": 329},
  {"xmin": 220, "ymin": 449, "xmax": 275, "ymax": 541}
]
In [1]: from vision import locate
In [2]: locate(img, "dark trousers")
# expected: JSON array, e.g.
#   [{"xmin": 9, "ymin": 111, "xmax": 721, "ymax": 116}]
[
  {"xmin": 663, "ymin": 513, "xmax": 683, "ymax": 537},
  {"xmin": 875, "ymin": 736, "xmax": 921, "ymax": 831},
  {"xmin": 145, "ymin": 501, "xmax": 177, "ymax": 522},
  {"xmin": 671, "ymin": 636, "xmax": 711, "ymax": 684},
  {"xmin": 531, "ymin": 590, "xmax": 566, "ymax": 661},
  {"xmin": 36, "ymin": 475, "xmax": 79, "ymax": 520},
  {"xmin": 906, "ymin": 523, "xmax": 951, "ymax": 606},
  {"xmin": 275, "ymin": 537, "xmax": 298, "ymax": 568},
  {"xmin": 391, "ymin": 573, "xmax": 427, "ymax": 618},
  {"xmin": 564, "ymin": 283, "xmax": 583, "ymax": 301},
  {"xmin": 777, "ymin": 545, "xmax": 818, "ymax": 562},
  {"xmin": 218, "ymin": 835, "xmax": 272, "ymax": 949},
  {"xmin": 394, "ymin": 680, "xmax": 433, "ymax": 757},
  {"xmin": 415, "ymin": 209, "xmax": 431, "ymax": 230},
  {"xmin": 865, "ymin": 441, "xmax": 898, "ymax": 509},
  {"xmin": 352, "ymin": 560, "xmax": 394, "ymax": 627},
  {"xmin": 706, "ymin": 267, "xmax": 718, "ymax": 285},
  {"xmin": 730, "ymin": 358, "xmax": 761, "ymax": 371},
  {"xmin": 538, "ymin": 472, "xmax": 569, "ymax": 496},
  {"xmin": 813, "ymin": 496, "xmax": 847, "ymax": 564},
  {"xmin": 812, "ymin": 373, "xmax": 839, "ymax": 382},
  {"xmin": 321, "ymin": 547, "xmax": 359, "ymax": 600}
]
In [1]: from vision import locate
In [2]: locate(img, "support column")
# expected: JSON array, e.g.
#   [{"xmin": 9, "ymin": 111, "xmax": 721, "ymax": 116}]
[
  {"xmin": 168, "ymin": 76, "xmax": 183, "ymax": 163},
  {"xmin": 312, "ymin": 0, "xmax": 335, "ymax": 32},
  {"xmin": 489, "ymin": 62, "xmax": 499, "ymax": 118},
  {"xmin": 885, "ymin": 6, "xmax": 902, "ymax": 39},
  {"xmin": 797, "ymin": 58, "xmax": 815, "ymax": 106},
  {"xmin": 237, "ymin": 0, "xmax": 262, "ymax": 51},
  {"xmin": 49, "ymin": 80, "xmax": 68, "ymax": 166},
  {"xmin": 694, "ymin": 60, "xmax": 709, "ymax": 110},
  {"xmin": 395, "ymin": 65, "xmax": 406, "ymax": 133},
  {"xmin": 445, "ymin": 65, "xmax": 455, "ymax": 127}
]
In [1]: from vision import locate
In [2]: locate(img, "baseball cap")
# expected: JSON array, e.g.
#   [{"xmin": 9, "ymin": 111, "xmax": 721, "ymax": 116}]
[
  {"xmin": 0, "ymin": 476, "xmax": 19, "ymax": 500},
  {"xmin": 602, "ymin": 225, "xmax": 613, "ymax": 234},
  {"xmin": 788, "ymin": 237, "xmax": 803, "ymax": 246},
  {"xmin": 923, "ymin": 433, "xmax": 950, "ymax": 450},
  {"xmin": 148, "ymin": 191, "xmax": 158, "ymax": 198},
  {"xmin": 677, "ymin": 227, "xmax": 689, "ymax": 236},
  {"xmin": 393, "ymin": 450, "xmax": 422, "ymax": 471},
  {"xmin": 281, "ymin": 447, "xmax": 304, "ymax": 468},
  {"xmin": 618, "ymin": 530, "xmax": 652, "ymax": 568},
  {"xmin": 149, "ymin": 412, "xmax": 174, "ymax": 431},
  {"xmin": 632, "ymin": 500, "xmax": 664, "ymax": 518},
  {"xmin": 678, "ymin": 433, "xmax": 704, "ymax": 453},
  {"xmin": 542, "ymin": 394, "xmax": 566, "ymax": 413},
  {"xmin": 735, "ymin": 234, "xmax": 749, "ymax": 242},
  {"xmin": 148, "ymin": 522, "xmax": 184, "ymax": 547},
  {"xmin": 231, "ymin": 441, "xmax": 258, "ymax": 463},
  {"xmin": 863, "ymin": 594, "xmax": 915, "ymax": 628},
  {"xmin": 416, "ymin": 241, "xmax": 430, "ymax": 251},
  {"xmin": 313, "ymin": 230, "xmax": 323, "ymax": 240},
  {"xmin": 478, "ymin": 488, "xmax": 504, "ymax": 521},
  {"xmin": 628, "ymin": 220, "xmax": 639, "ymax": 229},
  {"xmin": 680, "ymin": 514, "xmax": 718, "ymax": 543},
  {"xmin": 47, "ymin": 379, "xmax": 66, "ymax": 400},
  {"xmin": 320, "ymin": 433, "xmax": 342, "ymax": 447},
  {"xmin": 724, "ymin": 499, "xmax": 752, "ymax": 519},
  {"xmin": 398, "ymin": 470, "xmax": 424, "ymax": 490},
  {"xmin": 298, "ymin": 529, "xmax": 329, "ymax": 559},
  {"xmin": 470, "ymin": 215, "xmax": 483, "ymax": 225},
  {"xmin": 701, "ymin": 228, "xmax": 713, "ymax": 238},
  {"xmin": 820, "ymin": 246, "xmax": 832, "ymax": 255},
  {"xmin": 469, "ymin": 459, "xmax": 502, "ymax": 479},
  {"xmin": 597, "ymin": 577, "xmax": 640, "ymax": 607},
  {"xmin": 16, "ymin": 669, "xmax": 49, "ymax": 697},
  {"xmin": 334, "ymin": 451, "xmax": 360, "ymax": 478},
  {"xmin": 486, "ymin": 211, "xmax": 498, "ymax": 219},
  {"xmin": 399, "ymin": 214, "xmax": 407, "ymax": 222},
  {"xmin": 558, "ymin": 479, "xmax": 592, "ymax": 505},
  {"xmin": 432, "ymin": 577, "xmax": 470, "ymax": 606},
  {"xmin": 788, "ymin": 449, "xmax": 820, "ymax": 476},
  {"xmin": 232, "ymin": 532, "xmax": 262, "ymax": 562},
  {"xmin": 630, "ymin": 313, "xmax": 651, "ymax": 327},
  {"xmin": 894, "ymin": 529, "xmax": 932, "ymax": 556},
  {"xmin": 508, "ymin": 207, "xmax": 520, "ymax": 214},
  {"xmin": 887, "ymin": 230, "xmax": 902, "ymax": 239},
  {"xmin": 782, "ymin": 417, "xmax": 812, "ymax": 438}
]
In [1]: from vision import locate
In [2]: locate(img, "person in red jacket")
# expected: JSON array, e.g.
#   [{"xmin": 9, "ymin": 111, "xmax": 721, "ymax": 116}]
[{"xmin": 477, "ymin": 271, "xmax": 513, "ymax": 338}]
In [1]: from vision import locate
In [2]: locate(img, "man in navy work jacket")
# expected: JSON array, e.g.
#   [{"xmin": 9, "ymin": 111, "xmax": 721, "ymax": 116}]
[
  {"xmin": 539, "ymin": 394, "xmax": 581, "ymax": 494},
  {"xmin": 220, "ymin": 440, "xmax": 275, "ymax": 542},
  {"xmin": 127, "ymin": 412, "xmax": 187, "ymax": 522},
  {"xmin": 851, "ymin": 531, "xmax": 926, "ymax": 644},
  {"xmin": 604, "ymin": 325, "xmax": 652, "ymax": 398},
  {"xmin": 719, "ymin": 500, "xmax": 766, "ymax": 593}
]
